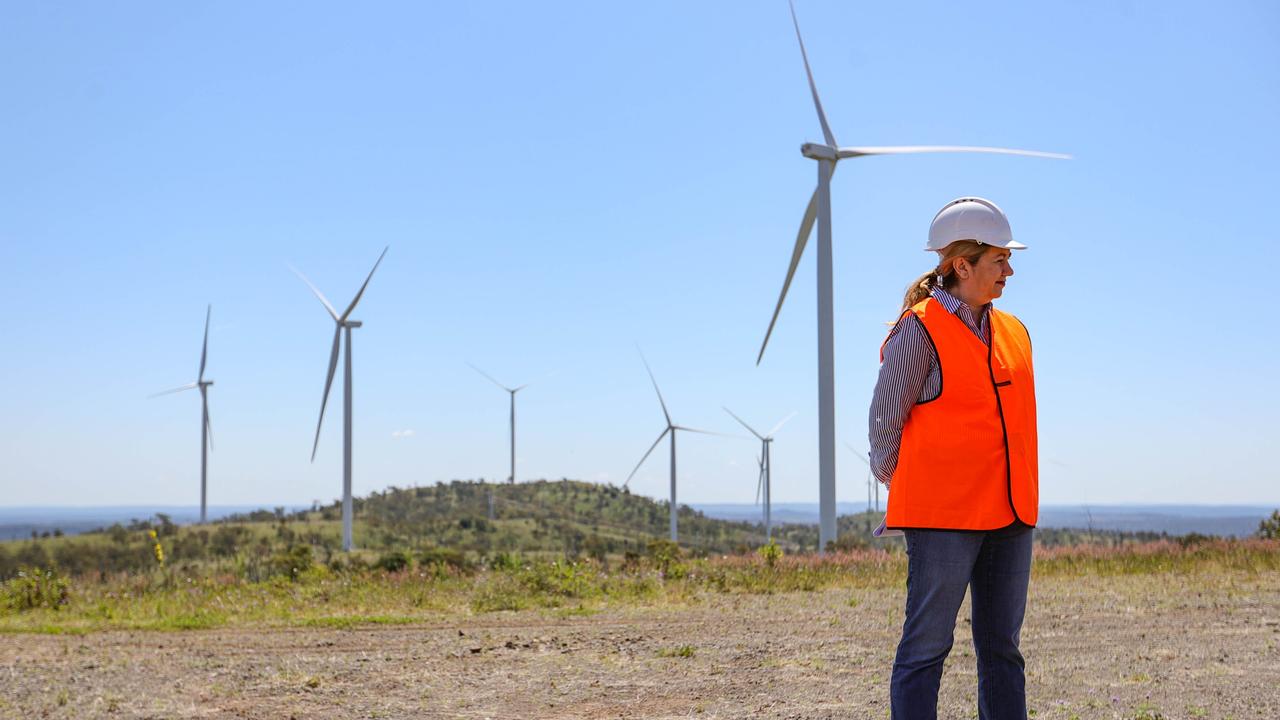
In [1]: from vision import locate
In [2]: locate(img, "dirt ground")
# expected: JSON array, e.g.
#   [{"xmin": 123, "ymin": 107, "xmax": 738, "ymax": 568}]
[{"xmin": 3, "ymin": 569, "xmax": 1277, "ymax": 720}]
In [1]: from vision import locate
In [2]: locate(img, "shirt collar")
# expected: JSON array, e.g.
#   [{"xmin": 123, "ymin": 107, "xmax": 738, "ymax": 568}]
[{"xmin": 931, "ymin": 285, "xmax": 991, "ymax": 318}]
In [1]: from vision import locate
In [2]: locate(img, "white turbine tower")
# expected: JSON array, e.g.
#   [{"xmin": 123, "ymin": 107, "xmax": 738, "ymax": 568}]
[
  {"xmin": 293, "ymin": 246, "xmax": 389, "ymax": 553},
  {"xmin": 152, "ymin": 305, "xmax": 215, "ymax": 524},
  {"xmin": 467, "ymin": 363, "xmax": 529, "ymax": 485},
  {"xmin": 724, "ymin": 407, "xmax": 795, "ymax": 541},
  {"xmin": 756, "ymin": 1, "xmax": 1070, "ymax": 552},
  {"xmin": 626, "ymin": 351, "xmax": 720, "ymax": 543}
]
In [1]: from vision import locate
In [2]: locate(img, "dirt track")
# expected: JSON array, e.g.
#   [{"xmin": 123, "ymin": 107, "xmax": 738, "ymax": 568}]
[{"xmin": 3, "ymin": 570, "xmax": 1277, "ymax": 719}]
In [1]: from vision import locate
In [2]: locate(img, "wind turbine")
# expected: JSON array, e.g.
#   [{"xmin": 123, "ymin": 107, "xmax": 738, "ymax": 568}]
[
  {"xmin": 724, "ymin": 408, "xmax": 795, "ymax": 541},
  {"xmin": 625, "ymin": 351, "xmax": 721, "ymax": 543},
  {"xmin": 467, "ymin": 363, "xmax": 529, "ymax": 485},
  {"xmin": 152, "ymin": 305, "xmax": 215, "ymax": 523},
  {"xmin": 846, "ymin": 443, "xmax": 878, "ymax": 514},
  {"xmin": 293, "ymin": 247, "xmax": 388, "ymax": 552},
  {"xmin": 755, "ymin": 1, "xmax": 1070, "ymax": 552}
]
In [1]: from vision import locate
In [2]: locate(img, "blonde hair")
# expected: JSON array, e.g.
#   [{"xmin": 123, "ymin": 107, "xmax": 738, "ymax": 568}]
[{"xmin": 901, "ymin": 240, "xmax": 989, "ymax": 311}]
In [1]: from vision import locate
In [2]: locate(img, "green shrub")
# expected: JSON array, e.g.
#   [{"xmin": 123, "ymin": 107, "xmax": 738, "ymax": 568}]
[
  {"xmin": 522, "ymin": 560, "xmax": 598, "ymax": 599},
  {"xmin": 487, "ymin": 551, "xmax": 523, "ymax": 572},
  {"xmin": 1, "ymin": 567, "xmax": 69, "ymax": 612},
  {"xmin": 268, "ymin": 545, "xmax": 314, "ymax": 580},
  {"xmin": 328, "ymin": 554, "xmax": 369, "ymax": 574},
  {"xmin": 211, "ymin": 525, "xmax": 250, "ymax": 558},
  {"xmin": 646, "ymin": 539, "xmax": 681, "ymax": 575},
  {"xmin": 1258, "ymin": 510, "xmax": 1280, "ymax": 540},
  {"xmin": 417, "ymin": 547, "xmax": 472, "ymax": 573},
  {"xmin": 374, "ymin": 551, "xmax": 409, "ymax": 573}
]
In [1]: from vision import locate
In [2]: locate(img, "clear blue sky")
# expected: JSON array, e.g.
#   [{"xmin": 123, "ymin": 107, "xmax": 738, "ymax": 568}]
[{"xmin": 2, "ymin": 1, "xmax": 1277, "ymax": 508}]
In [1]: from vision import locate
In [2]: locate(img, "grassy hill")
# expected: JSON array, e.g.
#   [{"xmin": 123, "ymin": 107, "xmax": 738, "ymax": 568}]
[
  {"xmin": 0, "ymin": 480, "xmax": 850, "ymax": 578},
  {"xmin": 281, "ymin": 478, "xmax": 894, "ymax": 558},
  {"xmin": 0, "ymin": 478, "xmax": 1209, "ymax": 580}
]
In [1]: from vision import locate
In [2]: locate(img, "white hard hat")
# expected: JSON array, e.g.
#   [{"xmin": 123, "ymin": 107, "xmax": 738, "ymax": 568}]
[{"xmin": 925, "ymin": 197, "xmax": 1025, "ymax": 252}]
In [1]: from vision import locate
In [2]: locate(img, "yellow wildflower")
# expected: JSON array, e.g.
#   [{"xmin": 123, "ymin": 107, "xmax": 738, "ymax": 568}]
[{"xmin": 149, "ymin": 529, "xmax": 165, "ymax": 566}]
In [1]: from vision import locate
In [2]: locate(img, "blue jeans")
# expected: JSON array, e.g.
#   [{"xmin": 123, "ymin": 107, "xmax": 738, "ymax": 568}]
[{"xmin": 890, "ymin": 523, "xmax": 1033, "ymax": 720}]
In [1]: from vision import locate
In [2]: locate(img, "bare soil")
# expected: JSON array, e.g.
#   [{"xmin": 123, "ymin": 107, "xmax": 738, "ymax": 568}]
[{"xmin": 3, "ymin": 570, "xmax": 1277, "ymax": 719}]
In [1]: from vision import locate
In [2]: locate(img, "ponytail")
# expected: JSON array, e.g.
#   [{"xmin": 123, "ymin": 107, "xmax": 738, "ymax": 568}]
[
  {"xmin": 900, "ymin": 240, "xmax": 989, "ymax": 312},
  {"xmin": 902, "ymin": 271, "xmax": 938, "ymax": 311}
]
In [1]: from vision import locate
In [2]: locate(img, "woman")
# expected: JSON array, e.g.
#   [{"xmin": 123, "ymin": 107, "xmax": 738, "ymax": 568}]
[{"xmin": 869, "ymin": 197, "xmax": 1039, "ymax": 720}]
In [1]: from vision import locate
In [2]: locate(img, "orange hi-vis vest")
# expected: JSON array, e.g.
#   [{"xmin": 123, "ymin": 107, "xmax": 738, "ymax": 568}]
[{"xmin": 884, "ymin": 298, "xmax": 1038, "ymax": 531}]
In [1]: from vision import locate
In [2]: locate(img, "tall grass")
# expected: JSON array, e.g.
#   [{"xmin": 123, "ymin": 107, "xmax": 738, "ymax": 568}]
[{"xmin": 1, "ymin": 538, "xmax": 1274, "ymax": 634}]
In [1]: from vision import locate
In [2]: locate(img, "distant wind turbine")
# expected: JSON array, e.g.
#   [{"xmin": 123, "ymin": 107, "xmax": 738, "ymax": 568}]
[
  {"xmin": 293, "ymin": 247, "xmax": 389, "ymax": 552},
  {"xmin": 846, "ymin": 443, "xmax": 878, "ymax": 514},
  {"xmin": 467, "ymin": 363, "xmax": 530, "ymax": 485},
  {"xmin": 626, "ymin": 351, "xmax": 723, "ymax": 543},
  {"xmin": 151, "ymin": 305, "xmax": 215, "ymax": 524},
  {"xmin": 755, "ymin": 1, "xmax": 1070, "ymax": 552},
  {"xmin": 724, "ymin": 408, "xmax": 795, "ymax": 541}
]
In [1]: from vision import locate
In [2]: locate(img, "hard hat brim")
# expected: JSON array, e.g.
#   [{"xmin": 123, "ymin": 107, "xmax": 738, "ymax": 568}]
[{"xmin": 925, "ymin": 238, "xmax": 1028, "ymax": 251}]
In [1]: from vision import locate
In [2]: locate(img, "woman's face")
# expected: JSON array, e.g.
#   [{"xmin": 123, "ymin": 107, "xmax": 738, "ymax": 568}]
[{"xmin": 956, "ymin": 246, "xmax": 1014, "ymax": 304}]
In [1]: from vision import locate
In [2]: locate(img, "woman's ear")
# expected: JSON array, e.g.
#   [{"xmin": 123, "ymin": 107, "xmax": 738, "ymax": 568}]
[{"xmin": 953, "ymin": 258, "xmax": 971, "ymax": 280}]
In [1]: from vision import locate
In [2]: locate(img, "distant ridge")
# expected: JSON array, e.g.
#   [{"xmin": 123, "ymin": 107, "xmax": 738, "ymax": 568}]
[
  {"xmin": 691, "ymin": 503, "xmax": 1277, "ymax": 538},
  {"xmin": 0, "ymin": 505, "xmax": 306, "ymax": 541},
  {"xmin": 4, "ymin": 496, "xmax": 1274, "ymax": 543}
]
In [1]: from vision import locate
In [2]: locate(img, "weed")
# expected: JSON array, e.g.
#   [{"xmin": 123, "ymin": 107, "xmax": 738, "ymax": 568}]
[
  {"xmin": 657, "ymin": 644, "xmax": 695, "ymax": 658},
  {"xmin": 1133, "ymin": 701, "xmax": 1165, "ymax": 720},
  {"xmin": 1, "ymin": 567, "xmax": 69, "ymax": 612},
  {"xmin": 758, "ymin": 540, "xmax": 783, "ymax": 568}
]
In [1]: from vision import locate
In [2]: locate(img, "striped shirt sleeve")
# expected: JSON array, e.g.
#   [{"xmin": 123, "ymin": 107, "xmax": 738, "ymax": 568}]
[{"xmin": 868, "ymin": 313, "xmax": 935, "ymax": 487}]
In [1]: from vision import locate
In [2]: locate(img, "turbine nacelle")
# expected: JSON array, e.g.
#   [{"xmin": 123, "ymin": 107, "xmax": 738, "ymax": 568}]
[{"xmin": 800, "ymin": 143, "xmax": 838, "ymax": 161}]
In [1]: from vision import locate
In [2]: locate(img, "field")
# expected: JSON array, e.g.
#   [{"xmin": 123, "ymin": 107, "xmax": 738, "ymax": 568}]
[{"xmin": 2, "ymin": 540, "xmax": 1278, "ymax": 719}]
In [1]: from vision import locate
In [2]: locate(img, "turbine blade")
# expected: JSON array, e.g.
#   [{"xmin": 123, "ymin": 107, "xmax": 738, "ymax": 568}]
[
  {"xmin": 311, "ymin": 326, "xmax": 341, "ymax": 462},
  {"xmin": 149, "ymin": 383, "xmax": 197, "ymax": 398},
  {"xmin": 340, "ymin": 245, "xmax": 389, "ymax": 321},
  {"xmin": 722, "ymin": 406, "xmax": 764, "ymax": 440},
  {"xmin": 467, "ymin": 362, "xmax": 512, "ymax": 392},
  {"xmin": 203, "ymin": 392, "xmax": 214, "ymax": 452},
  {"xmin": 291, "ymin": 265, "xmax": 341, "ymax": 322},
  {"xmin": 789, "ymin": 0, "xmax": 836, "ymax": 148},
  {"xmin": 198, "ymin": 304, "xmax": 211, "ymax": 383},
  {"xmin": 766, "ymin": 411, "xmax": 798, "ymax": 438},
  {"xmin": 757, "ymin": 182, "xmax": 823, "ymax": 364},
  {"xmin": 637, "ymin": 348, "xmax": 672, "ymax": 427},
  {"xmin": 625, "ymin": 428, "xmax": 671, "ymax": 487},
  {"xmin": 844, "ymin": 441, "xmax": 871, "ymax": 467},
  {"xmin": 837, "ymin": 145, "xmax": 1071, "ymax": 160},
  {"xmin": 674, "ymin": 425, "xmax": 738, "ymax": 438}
]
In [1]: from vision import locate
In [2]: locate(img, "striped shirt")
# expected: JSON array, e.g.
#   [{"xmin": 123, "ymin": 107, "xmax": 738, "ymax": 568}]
[{"xmin": 868, "ymin": 286, "xmax": 992, "ymax": 488}]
